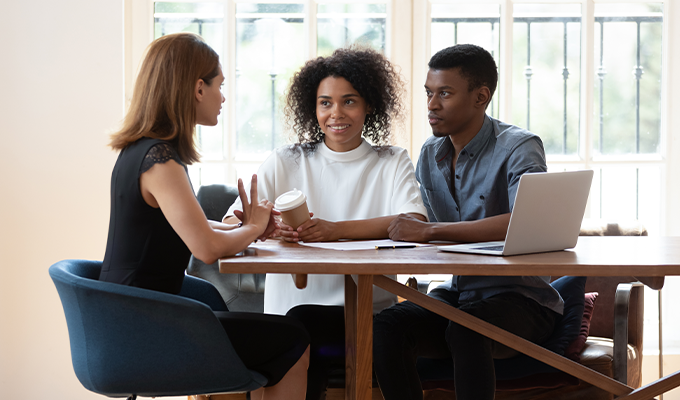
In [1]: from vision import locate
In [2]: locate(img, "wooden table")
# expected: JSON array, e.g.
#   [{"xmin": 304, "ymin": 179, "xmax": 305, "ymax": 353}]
[{"xmin": 219, "ymin": 236, "xmax": 680, "ymax": 400}]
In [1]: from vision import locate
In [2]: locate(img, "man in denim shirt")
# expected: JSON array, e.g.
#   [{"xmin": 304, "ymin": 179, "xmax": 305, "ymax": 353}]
[{"xmin": 373, "ymin": 45, "xmax": 563, "ymax": 400}]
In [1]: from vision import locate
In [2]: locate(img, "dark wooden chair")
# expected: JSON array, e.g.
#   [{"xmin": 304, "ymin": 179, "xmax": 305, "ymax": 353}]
[{"xmin": 421, "ymin": 220, "xmax": 663, "ymax": 400}]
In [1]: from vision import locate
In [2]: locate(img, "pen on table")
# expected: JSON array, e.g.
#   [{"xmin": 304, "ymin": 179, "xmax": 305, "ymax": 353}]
[{"xmin": 375, "ymin": 245, "xmax": 417, "ymax": 250}]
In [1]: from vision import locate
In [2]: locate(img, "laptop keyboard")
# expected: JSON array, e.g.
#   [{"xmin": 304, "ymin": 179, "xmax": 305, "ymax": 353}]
[{"xmin": 473, "ymin": 245, "xmax": 505, "ymax": 252}]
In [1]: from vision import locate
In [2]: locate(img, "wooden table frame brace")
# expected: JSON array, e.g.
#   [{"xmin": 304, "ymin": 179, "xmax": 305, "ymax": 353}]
[
  {"xmin": 374, "ymin": 276, "xmax": 680, "ymax": 400},
  {"xmin": 373, "ymin": 275, "xmax": 642, "ymax": 397}
]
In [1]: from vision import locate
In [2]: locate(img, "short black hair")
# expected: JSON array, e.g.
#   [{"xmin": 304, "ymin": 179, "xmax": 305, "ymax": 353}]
[{"xmin": 428, "ymin": 44, "xmax": 498, "ymax": 99}]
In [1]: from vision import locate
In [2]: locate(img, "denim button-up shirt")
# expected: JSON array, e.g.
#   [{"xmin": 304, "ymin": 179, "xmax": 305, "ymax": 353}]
[{"xmin": 417, "ymin": 116, "xmax": 564, "ymax": 314}]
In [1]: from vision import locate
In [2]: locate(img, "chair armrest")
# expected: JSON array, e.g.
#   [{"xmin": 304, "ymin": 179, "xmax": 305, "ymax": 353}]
[
  {"xmin": 406, "ymin": 277, "xmax": 432, "ymax": 294},
  {"xmin": 179, "ymin": 274, "xmax": 229, "ymax": 311},
  {"xmin": 405, "ymin": 277, "xmax": 451, "ymax": 294},
  {"xmin": 613, "ymin": 282, "xmax": 644, "ymax": 384}
]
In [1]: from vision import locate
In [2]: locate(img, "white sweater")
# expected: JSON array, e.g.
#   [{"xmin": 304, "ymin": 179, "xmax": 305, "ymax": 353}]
[{"xmin": 226, "ymin": 139, "xmax": 427, "ymax": 315}]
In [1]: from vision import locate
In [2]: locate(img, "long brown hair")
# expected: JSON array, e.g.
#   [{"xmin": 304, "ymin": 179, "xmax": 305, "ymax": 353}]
[{"xmin": 110, "ymin": 32, "xmax": 220, "ymax": 164}]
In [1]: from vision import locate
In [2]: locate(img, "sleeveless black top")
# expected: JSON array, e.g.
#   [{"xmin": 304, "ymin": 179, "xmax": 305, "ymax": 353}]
[{"xmin": 100, "ymin": 137, "xmax": 191, "ymax": 294}]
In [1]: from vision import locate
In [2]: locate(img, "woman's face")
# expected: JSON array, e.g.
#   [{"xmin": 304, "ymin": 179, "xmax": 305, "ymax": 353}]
[
  {"xmin": 316, "ymin": 76, "xmax": 370, "ymax": 152},
  {"xmin": 195, "ymin": 66, "xmax": 225, "ymax": 126}
]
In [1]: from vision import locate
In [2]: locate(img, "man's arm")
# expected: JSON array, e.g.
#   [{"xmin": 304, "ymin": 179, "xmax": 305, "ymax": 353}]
[
  {"xmin": 389, "ymin": 130, "xmax": 541, "ymax": 243},
  {"xmin": 505, "ymin": 135, "xmax": 547, "ymax": 210},
  {"xmin": 388, "ymin": 213, "xmax": 509, "ymax": 243}
]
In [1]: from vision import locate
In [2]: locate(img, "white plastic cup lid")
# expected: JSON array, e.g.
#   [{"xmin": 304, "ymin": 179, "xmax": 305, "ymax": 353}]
[{"xmin": 275, "ymin": 188, "xmax": 307, "ymax": 211}]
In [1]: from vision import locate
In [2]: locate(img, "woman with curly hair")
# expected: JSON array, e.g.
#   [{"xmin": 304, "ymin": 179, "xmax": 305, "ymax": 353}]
[{"xmin": 224, "ymin": 46, "xmax": 427, "ymax": 399}]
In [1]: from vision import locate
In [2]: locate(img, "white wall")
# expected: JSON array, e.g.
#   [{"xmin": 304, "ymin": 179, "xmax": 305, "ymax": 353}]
[{"xmin": 0, "ymin": 0, "xmax": 123, "ymax": 397}]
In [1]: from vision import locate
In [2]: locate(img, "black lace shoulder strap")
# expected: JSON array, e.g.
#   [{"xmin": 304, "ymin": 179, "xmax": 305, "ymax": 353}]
[{"xmin": 139, "ymin": 142, "xmax": 183, "ymax": 175}]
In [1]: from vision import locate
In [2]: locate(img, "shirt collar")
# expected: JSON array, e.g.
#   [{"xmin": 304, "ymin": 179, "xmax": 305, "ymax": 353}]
[
  {"xmin": 434, "ymin": 115, "xmax": 493, "ymax": 163},
  {"xmin": 317, "ymin": 138, "xmax": 373, "ymax": 162},
  {"xmin": 460, "ymin": 115, "xmax": 493, "ymax": 159}
]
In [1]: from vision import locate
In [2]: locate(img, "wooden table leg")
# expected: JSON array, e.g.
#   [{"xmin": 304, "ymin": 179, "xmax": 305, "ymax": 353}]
[
  {"xmin": 345, "ymin": 275, "xmax": 357, "ymax": 400},
  {"xmin": 357, "ymin": 275, "xmax": 374, "ymax": 400},
  {"xmin": 345, "ymin": 275, "xmax": 373, "ymax": 400},
  {"xmin": 291, "ymin": 273, "xmax": 308, "ymax": 289}
]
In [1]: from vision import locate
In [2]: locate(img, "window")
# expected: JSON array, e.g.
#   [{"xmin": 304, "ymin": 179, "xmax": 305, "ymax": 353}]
[
  {"xmin": 144, "ymin": 1, "xmax": 391, "ymax": 187},
  {"xmin": 430, "ymin": 3, "xmax": 501, "ymax": 120},
  {"xmin": 420, "ymin": 1, "xmax": 665, "ymax": 235}
]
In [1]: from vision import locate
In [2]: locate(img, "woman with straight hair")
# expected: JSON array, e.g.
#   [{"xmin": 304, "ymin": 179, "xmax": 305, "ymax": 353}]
[{"xmin": 101, "ymin": 32, "xmax": 309, "ymax": 400}]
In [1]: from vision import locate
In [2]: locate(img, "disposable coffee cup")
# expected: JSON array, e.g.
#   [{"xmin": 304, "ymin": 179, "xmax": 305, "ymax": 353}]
[{"xmin": 275, "ymin": 188, "xmax": 311, "ymax": 230}]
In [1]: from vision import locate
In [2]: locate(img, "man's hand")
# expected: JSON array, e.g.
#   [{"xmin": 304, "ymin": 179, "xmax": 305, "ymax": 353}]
[{"xmin": 387, "ymin": 213, "xmax": 431, "ymax": 242}]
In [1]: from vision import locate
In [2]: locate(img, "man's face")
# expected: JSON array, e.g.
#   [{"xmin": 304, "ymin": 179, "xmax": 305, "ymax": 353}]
[{"xmin": 425, "ymin": 68, "xmax": 483, "ymax": 138}]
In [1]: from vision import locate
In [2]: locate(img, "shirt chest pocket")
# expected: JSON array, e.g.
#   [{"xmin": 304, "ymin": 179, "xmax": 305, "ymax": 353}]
[
  {"xmin": 468, "ymin": 189, "xmax": 508, "ymax": 220},
  {"xmin": 424, "ymin": 187, "xmax": 458, "ymax": 222}
]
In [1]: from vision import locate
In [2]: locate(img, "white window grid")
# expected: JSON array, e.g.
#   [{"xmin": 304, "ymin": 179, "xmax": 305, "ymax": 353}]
[{"xmin": 128, "ymin": 0, "xmax": 674, "ymax": 236}]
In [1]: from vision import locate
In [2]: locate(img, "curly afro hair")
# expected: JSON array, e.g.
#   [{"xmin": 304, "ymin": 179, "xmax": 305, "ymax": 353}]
[{"xmin": 284, "ymin": 46, "xmax": 405, "ymax": 153}]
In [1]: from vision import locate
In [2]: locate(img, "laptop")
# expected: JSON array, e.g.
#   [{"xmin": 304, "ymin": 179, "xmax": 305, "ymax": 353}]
[{"xmin": 438, "ymin": 170, "xmax": 594, "ymax": 256}]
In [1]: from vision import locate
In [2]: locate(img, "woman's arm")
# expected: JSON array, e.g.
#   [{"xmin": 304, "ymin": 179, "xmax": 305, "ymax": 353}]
[
  {"xmin": 286, "ymin": 213, "xmax": 427, "ymax": 242},
  {"xmin": 223, "ymin": 216, "xmax": 240, "ymax": 224},
  {"xmin": 209, "ymin": 220, "xmax": 240, "ymax": 231},
  {"xmin": 140, "ymin": 160, "xmax": 272, "ymax": 264}
]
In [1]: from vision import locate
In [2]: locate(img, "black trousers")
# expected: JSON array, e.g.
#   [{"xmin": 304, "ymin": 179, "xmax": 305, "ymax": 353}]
[
  {"xmin": 215, "ymin": 311, "xmax": 310, "ymax": 387},
  {"xmin": 286, "ymin": 305, "xmax": 347, "ymax": 400},
  {"xmin": 373, "ymin": 289, "xmax": 558, "ymax": 400}
]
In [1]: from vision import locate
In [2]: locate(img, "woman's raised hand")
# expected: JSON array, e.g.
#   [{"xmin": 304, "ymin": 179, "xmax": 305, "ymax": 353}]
[
  {"xmin": 238, "ymin": 175, "xmax": 274, "ymax": 236},
  {"xmin": 233, "ymin": 208, "xmax": 280, "ymax": 242}
]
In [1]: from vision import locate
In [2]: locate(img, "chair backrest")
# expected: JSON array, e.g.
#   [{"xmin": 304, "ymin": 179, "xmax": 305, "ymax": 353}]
[
  {"xmin": 188, "ymin": 184, "xmax": 266, "ymax": 312},
  {"xmin": 577, "ymin": 219, "xmax": 662, "ymax": 349},
  {"xmin": 49, "ymin": 259, "xmax": 265, "ymax": 397},
  {"xmin": 196, "ymin": 184, "xmax": 240, "ymax": 221}
]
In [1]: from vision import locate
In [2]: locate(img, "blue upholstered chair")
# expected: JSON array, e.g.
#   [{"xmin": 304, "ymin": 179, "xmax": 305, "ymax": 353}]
[{"xmin": 49, "ymin": 259, "xmax": 267, "ymax": 400}]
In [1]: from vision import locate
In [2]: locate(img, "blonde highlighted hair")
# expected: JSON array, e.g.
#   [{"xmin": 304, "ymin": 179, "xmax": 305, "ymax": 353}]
[{"xmin": 110, "ymin": 32, "xmax": 220, "ymax": 164}]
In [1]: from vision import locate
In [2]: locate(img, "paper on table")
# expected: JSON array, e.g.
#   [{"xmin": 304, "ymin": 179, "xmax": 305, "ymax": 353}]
[{"xmin": 297, "ymin": 239, "xmax": 431, "ymax": 251}]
